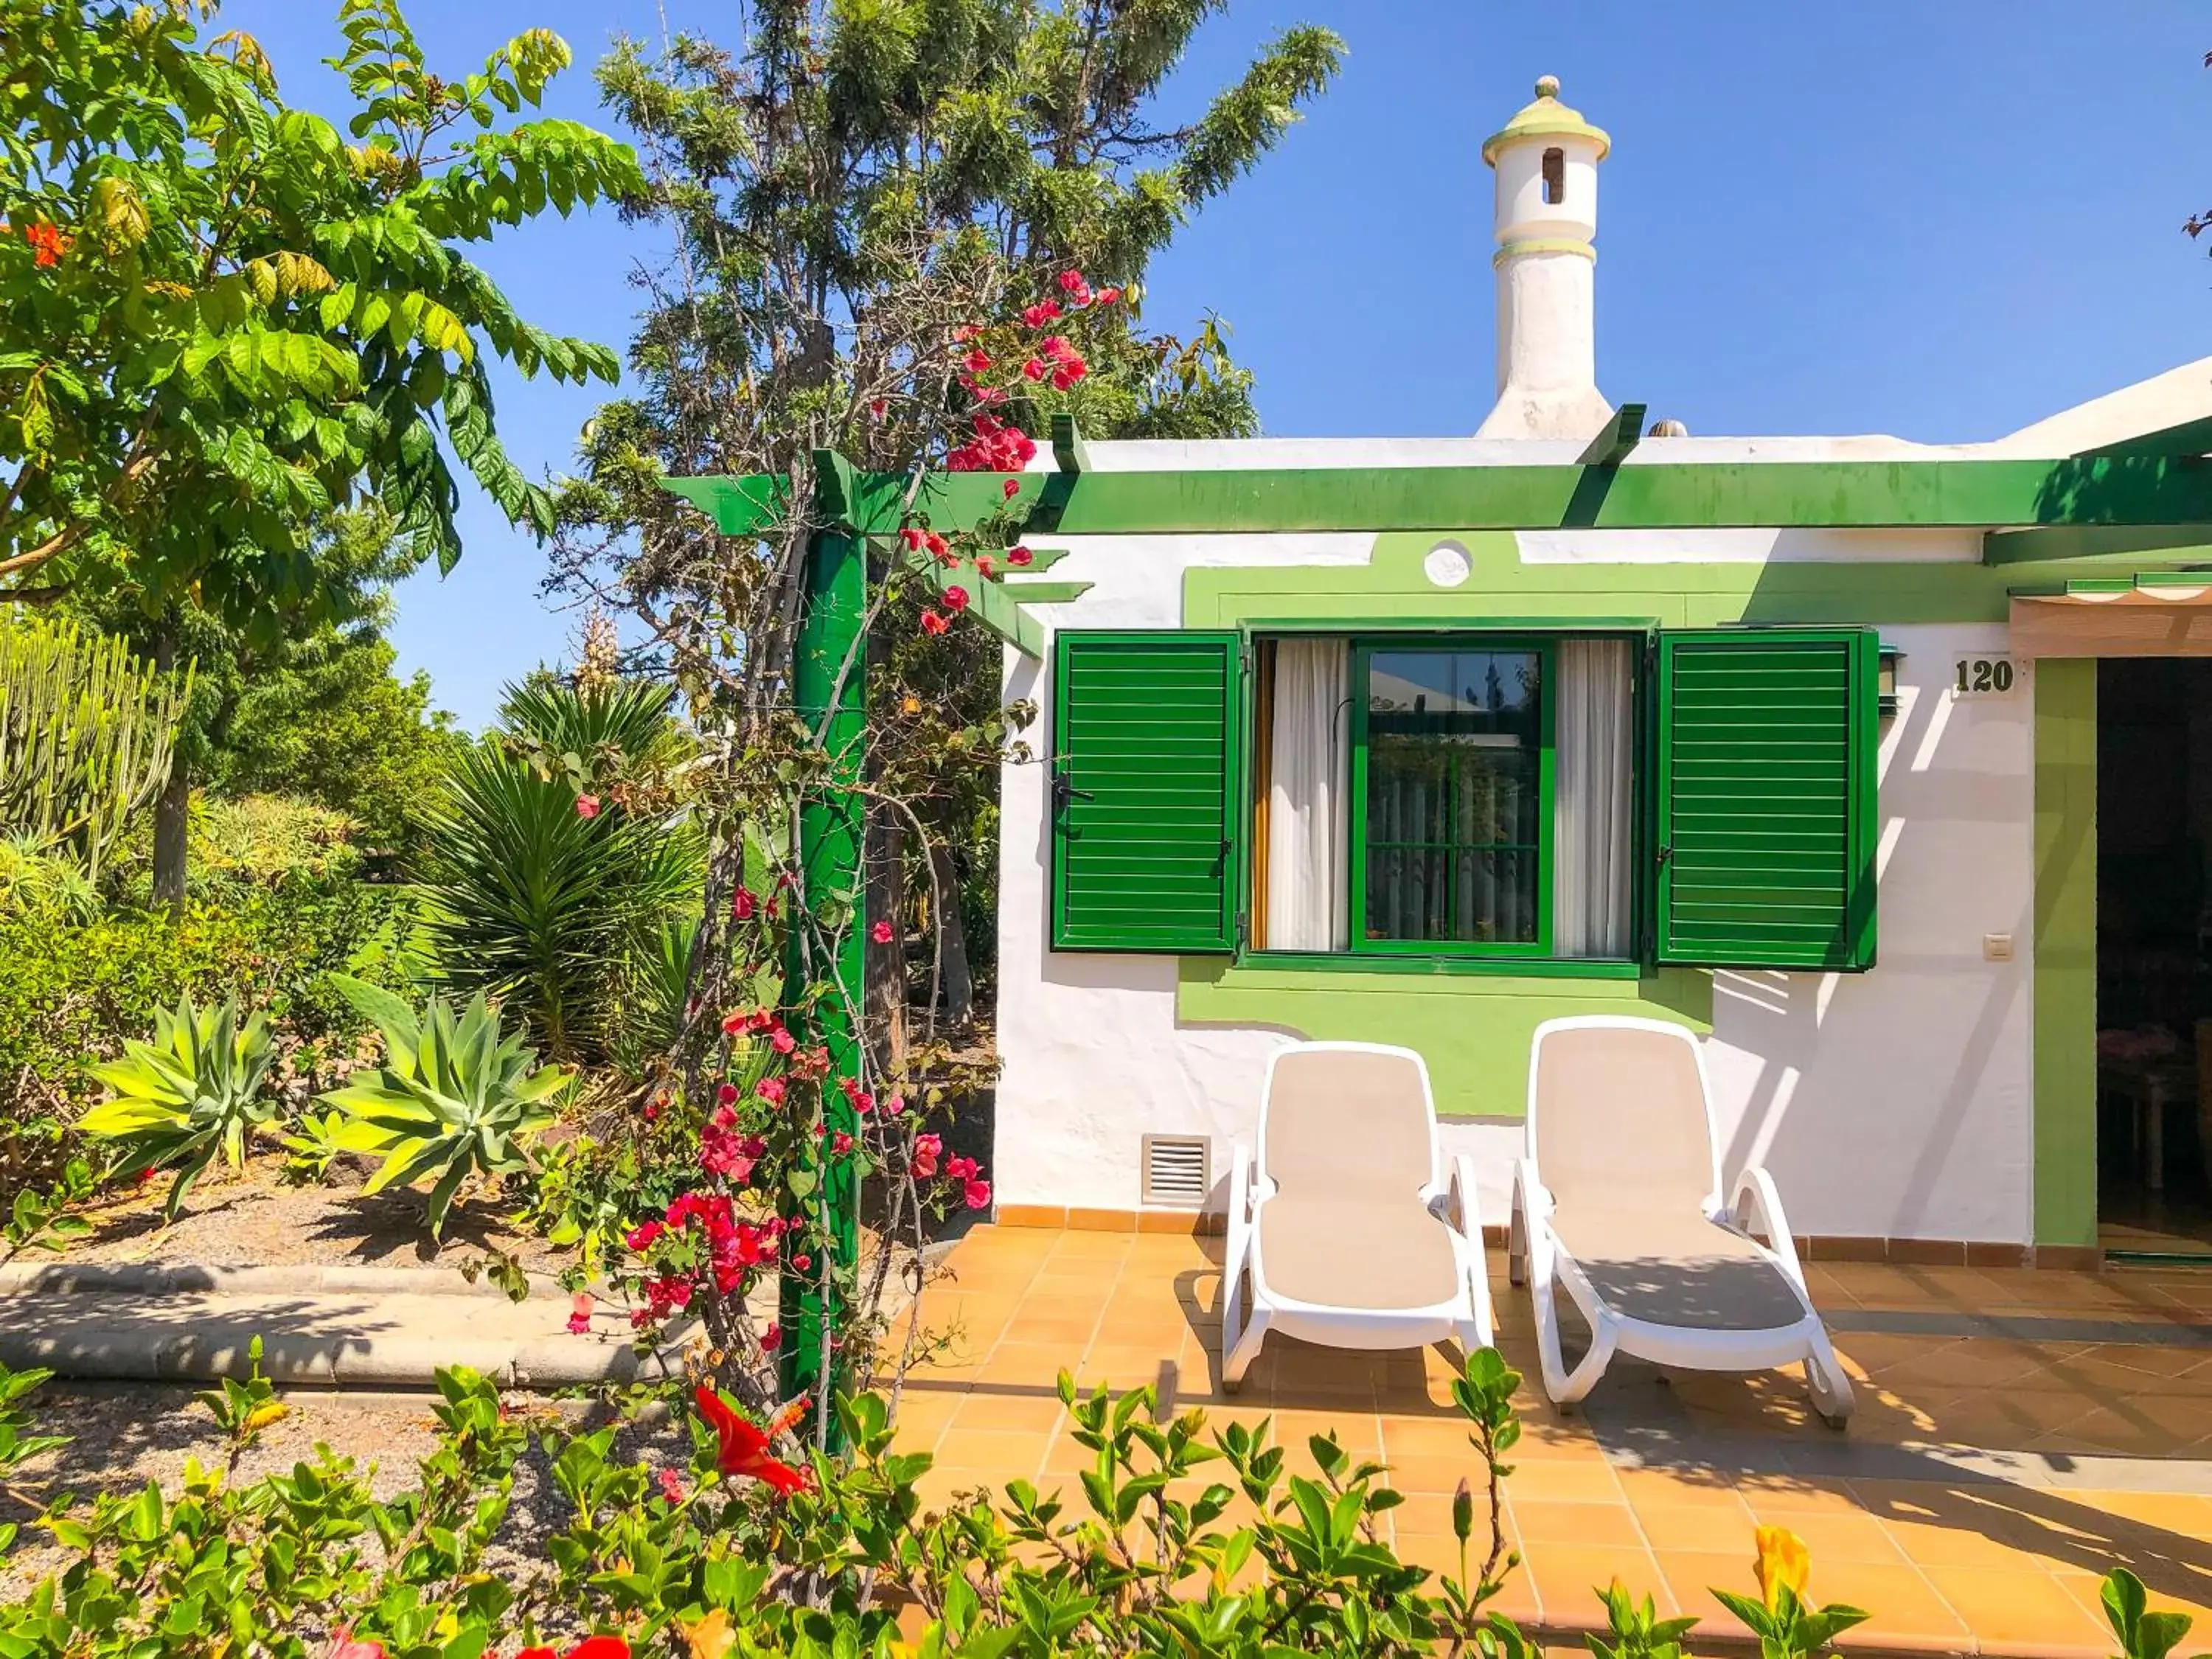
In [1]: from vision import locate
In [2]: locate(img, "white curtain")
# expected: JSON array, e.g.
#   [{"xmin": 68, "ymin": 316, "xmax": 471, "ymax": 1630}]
[
  {"xmin": 1266, "ymin": 639, "xmax": 1349, "ymax": 951},
  {"xmin": 1554, "ymin": 637, "xmax": 1633, "ymax": 957}
]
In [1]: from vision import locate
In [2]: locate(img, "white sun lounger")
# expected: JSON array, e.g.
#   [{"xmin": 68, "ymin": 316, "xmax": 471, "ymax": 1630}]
[
  {"xmin": 1509, "ymin": 1015, "xmax": 1854, "ymax": 1425},
  {"xmin": 1220, "ymin": 1040, "xmax": 1494, "ymax": 1391}
]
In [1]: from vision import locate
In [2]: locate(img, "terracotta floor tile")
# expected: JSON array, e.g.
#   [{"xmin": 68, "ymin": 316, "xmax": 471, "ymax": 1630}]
[
  {"xmin": 1496, "ymin": 1459, "xmax": 1624, "ymax": 1506},
  {"xmin": 946, "ymin": 1390, "xmax": 1064, "ymax": 1433},
  {"xmin": 1649, "ymin": 1550, "xmax": 1761, "ymax": 1638},
  {"xmin": 1799, "ymin": 1560, "xmax": 1971, "ymax": 1646},
  {"xmin": 1921, "ymin": 1564, "xmax": 2112, "ymax": 1647},
  {"xmin": 1523, "ymin": 1542, "xmax": 1674, "ymax": 1623},
  {"xmin": 1878, "ymin": 1516, "xmax": 2074, "ymax": 1571},
  {"xmin": 1507, "ymin": 1499, "xmax": 1649, "ymax": 1551},
  {"xmin": 1611, "ymin": 1468, "xmax": 1750, "ymax": 1512},
  {"xmin": 1740, "ymin": 1507, "xmax": 1907, "ymax": 1565},
  {"xmin": 933, "ymin": 1427, "xmax": 1052, "ymax": 1478},
  {"xmin": 1630, "ymin": 1500, "xmax": 1759, "ymax": 1555}
]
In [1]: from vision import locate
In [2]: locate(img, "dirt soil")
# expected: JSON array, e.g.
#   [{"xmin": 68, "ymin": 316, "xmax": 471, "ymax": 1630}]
[
  {"xmin": 1, "ymin": 1380, "xmax": 689, "ymax": 1605},
  {"xmin": 58, "ymin": 1153, "xmax": 576, "ymax": 1275}
]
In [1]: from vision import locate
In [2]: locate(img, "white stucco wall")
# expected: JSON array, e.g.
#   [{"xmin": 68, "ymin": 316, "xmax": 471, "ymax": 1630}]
[{"xmin": 990, "ymin": 509, "xmax": 2042, "ymax": 1242}]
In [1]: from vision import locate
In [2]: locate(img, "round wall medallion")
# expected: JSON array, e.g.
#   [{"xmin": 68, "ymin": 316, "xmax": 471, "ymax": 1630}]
[{"xmin": 1423, "ymin": 540, "xmax": 1472, "ymax": 588}]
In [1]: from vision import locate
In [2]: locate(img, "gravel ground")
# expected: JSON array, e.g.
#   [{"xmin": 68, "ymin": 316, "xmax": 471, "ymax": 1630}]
[
  {"xmin": 60, "ymin": 1154, "xmax": 577, "ymax": 1276},
  {"xmin": 1, "ymin": 1380, "xmax": 691, "ymax": 1605}
]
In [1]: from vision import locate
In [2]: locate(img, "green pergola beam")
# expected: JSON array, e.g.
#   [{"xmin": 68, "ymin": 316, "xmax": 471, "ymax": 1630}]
[
  {"xmin": 2076, "ymin": 414, "xmax": 2212, "ymax": 459},
  {"xmin": 1578, "ymin": 403, "xmax": 1646, "ymax": 467},
  {"xmin": 668, "ymin": 453, "xmax": 2212, "ymax": 540},
  {"xmin": 1980, "ymin": 523, "xmax": 2212, "ymax": 566}
]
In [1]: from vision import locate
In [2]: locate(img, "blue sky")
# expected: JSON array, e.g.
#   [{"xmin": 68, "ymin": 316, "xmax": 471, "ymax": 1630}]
[{"xmin": 219, "ymin": 1, "xmax": 2210, "ymax": 728}]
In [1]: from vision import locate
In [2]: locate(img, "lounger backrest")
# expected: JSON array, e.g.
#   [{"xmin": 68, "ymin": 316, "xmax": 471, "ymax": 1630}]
[
  {"xmin": 1261, "ymin": 1044, "xmax": 1434, "ymax": 1198},
  {"xmin": 1531, "ymin": 1022, "xmax": 1714, "ymax": 1213}
]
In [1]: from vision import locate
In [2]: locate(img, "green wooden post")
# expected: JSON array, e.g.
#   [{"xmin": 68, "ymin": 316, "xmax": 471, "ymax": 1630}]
[{"xmin": 781, "ymin": 527, "xmax": 866, "ymax": 1415}]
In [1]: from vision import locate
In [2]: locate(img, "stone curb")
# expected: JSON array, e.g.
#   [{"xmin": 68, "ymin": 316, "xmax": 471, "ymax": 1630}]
[
  {"xmin": 0, "ymin": 1318, "xmax": 691, "ymax": 1389},
  {"xmin": 0, "ymin": 1262, "xmax": 572, "ymax": 1299}
]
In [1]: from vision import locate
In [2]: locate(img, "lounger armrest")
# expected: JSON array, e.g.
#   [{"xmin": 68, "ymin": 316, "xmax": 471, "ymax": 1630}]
[
  {"xmin": 1732, "ymin": 1164, "xmax": 1809, "ymax": 1293},
  {"xmin": 1512, "ymin": 1158, "xmax": 1554, "ymax": 1225},
  {"xmin": 1447, "ymin": 1152, "xmax": 1483, "ymax": 1239}
]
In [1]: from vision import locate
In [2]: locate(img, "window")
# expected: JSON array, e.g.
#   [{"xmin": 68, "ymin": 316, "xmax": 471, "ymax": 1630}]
[
  {"xmin": 1353, "ymin": 642, "xmax": 1551, "ymax": 953},
  {"xmin": 1541, "ymin": 147, "xmax": 1565, "ymax": 205},
  {"xmin": 1048, "ymin": 625, "xmax": 1879, "ymax": 973}
]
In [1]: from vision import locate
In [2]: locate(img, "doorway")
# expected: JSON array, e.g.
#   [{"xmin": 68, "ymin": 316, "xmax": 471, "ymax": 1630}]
[{"xmin": 2096, "ymin": 658, "xmax": 2212, "ymax": 1256}]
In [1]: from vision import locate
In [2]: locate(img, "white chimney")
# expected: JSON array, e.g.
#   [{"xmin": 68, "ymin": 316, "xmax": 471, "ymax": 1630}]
[{"xmin": 1475, "ymin": 76, "xmax": 1615, "ymax": 441}]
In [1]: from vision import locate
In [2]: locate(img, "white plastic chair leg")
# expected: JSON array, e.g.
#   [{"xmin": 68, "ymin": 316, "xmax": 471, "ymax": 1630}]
[
  {"xmin": 1531, "ymin": 1260, "xmax": 1616, "ymax": 1407},
  {"xmin": 1222, "ymin": 1307, "xmax": 1269, "ymax": 1392},
  {"xmin": 1805, "ymin": 1326, "xmax": 1856, "ymax": 1427}
]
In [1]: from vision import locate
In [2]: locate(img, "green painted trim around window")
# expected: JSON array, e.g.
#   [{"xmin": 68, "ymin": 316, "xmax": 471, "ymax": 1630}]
[
  {"xmin": 1349, "ymin": 636, "xmax": 1557, "ymax": 959},
  {"xmin": 1186, "ymin": 530, "xmax": 2212, "ymax": 634},
  {"xmin": 2033, "ymin": 659, "xmax": 2098, "ymax": 1251},
  {"xmin": 1242, "ymin": 950, "xmax": 1641, "ymax": 980},
  {"xmin": 1177, "ymin": 955, "xmax": 1713, "ymax": 1120},
  {"xmin": 668, "ymin": 452, "xmax": 2212, "ymax": 540}
]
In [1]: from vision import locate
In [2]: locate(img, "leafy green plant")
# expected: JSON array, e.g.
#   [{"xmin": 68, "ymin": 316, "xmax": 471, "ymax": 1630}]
[
  {"xmin": 1, "ymin": 1161, "xmax": 94, "ymax": 1263},
  {"xmin": 1711, "ymin": 1526, "xmax": 1870, "ymax": 1659},
  {"xmin": 195, "ymin": 1333, "xmax": 288, "ymax": 1470},
  {"xmin": 76, "ymin": 995, "xmax": 276, "ymax": 1217},
  {"xmin": 1587, "ymin": 1579, "xmax": 1699, "ymax": 1659},
  {"xmin": 2103, "ymin": 1568, "xmax": 2203, "ymax": 1659},
  {"xmin": 320, "ymin": 973, "xmax": 573, "ymax": 1234}
]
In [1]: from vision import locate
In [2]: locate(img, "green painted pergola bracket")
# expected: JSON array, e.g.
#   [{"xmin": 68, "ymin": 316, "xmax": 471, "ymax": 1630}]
[
  {"xmin": 1052, "ymin": 413, "xmax": 1091, "ymax": 475},
  {"xmin": 1578, "ymin": 403, "xmax": 1646, "ymax": 467}
]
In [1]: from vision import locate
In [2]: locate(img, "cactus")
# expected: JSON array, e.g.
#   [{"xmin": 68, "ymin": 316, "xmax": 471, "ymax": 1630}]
[{"xmin": 0, "ymin": 616, "xmax": 191, "ymax": 880}]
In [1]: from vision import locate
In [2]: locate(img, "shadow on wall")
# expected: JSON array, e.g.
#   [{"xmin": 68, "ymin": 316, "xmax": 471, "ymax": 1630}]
[{"xmin": 1713, "ymin": 645, "xmax": 2034, "ymax": 1241}]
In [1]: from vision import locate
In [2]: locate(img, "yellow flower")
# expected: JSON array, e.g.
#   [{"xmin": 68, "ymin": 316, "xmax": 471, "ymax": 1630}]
[
  {"xmin": 1754, "ymin": 1523, "xmax": 1811, "ymax": 1612},
  {"xmin": 681, "ymin": 1610, "xmax": 736, "ymax": 1659},
  {"xmin": 241, "ymin": 1401, "xmax": 289, "ymax": 1433}
]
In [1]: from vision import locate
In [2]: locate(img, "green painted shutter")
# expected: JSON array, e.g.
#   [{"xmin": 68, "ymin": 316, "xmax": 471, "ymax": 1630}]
[
  {"xmin": 1655, "ymin": 628, "xmax": 1878, "ymax": 970},
  {"xmin": 1052, "ymin": 630, "xmax": 1242, "ymax": 953}
]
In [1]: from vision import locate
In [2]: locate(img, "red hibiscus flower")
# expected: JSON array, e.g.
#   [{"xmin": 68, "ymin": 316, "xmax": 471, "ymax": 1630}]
[
  {"xmin": 920, "ymin": 609, "xmax": 950, "ymax": 636},
  {"xmin": 695, "ymin": 1383, "xmax": 811, "ymax": 1494},
  {"xmin": 943, "ymin": 586, "xmax": 970, "ymax": 613},
  {"xmin": 870, "ymin": 919, "xmax": 894, "ymax": 945},
  {"xmin": 574, "ymin": 793, "xmax": 602, "ymax": 819}
]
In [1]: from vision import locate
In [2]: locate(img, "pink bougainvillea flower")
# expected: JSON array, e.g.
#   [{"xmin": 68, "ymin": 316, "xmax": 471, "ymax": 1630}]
[
  {"xmin": 964, "ymin": 1178, "xmax": 992, "ymax": 1210},
  {"xmin": 886, "ymin": 1094, "xmax": 906, "ymax": 1116},
  {"xmin": 1022, "ymin": 301, "xmax": 1061, "ymax": 327},
  {"xmin": 330, "ymin": 1633, "xmax": 386, "ymax": 1659},
  {"xmin": 922, "ymin": 529, "xmax": 949, "ymax": 560},
  {"xmin": 1097, "ymin": 285, "xmax": 1122, "ymax": 305},
  {"xmin": 898, "ymin": 527, "xmax": 925, "ymax": 552},
  {"xmin": 642, "ymin": 1096, "xmax": 661, "ymax": 1121},
  {"xmin": 756, "ymin": 1077, "xmax": 787, "ymax": 1105},
  {"xmin": 770, "ymin": 1024, "xmax": 796, "ymax": 1054},
  {"xmin": 975, "ymin": 555, "xmax": 997, "ymax": 577},
  {"xmin": 1001, "ymin": 477, "xmax": 1020, "ymax": 499},
  {"xmin": 964, "ymin": 348, "xmax": 991, "ymax": 374},
  {"xmin": 759, "ymin": 1321, "xmax": 783, "ymax": 1353},
  {"xmin": 943, "ymin": 586, "xmax": 970, "ymax": 613},
  {"xmin": 1021, "ymin": 357, "xmax": 1046, "ymax": 382},
  {"xmin": 626, "ymin": 1220, "xmax": 664, "ymax": 1251},
  {"xmin": 792, "ymin": 1253, "xmax": 811, "ymax": 1271},
  {"xmin": 717, "ymin": 1082, "xmax": 738, "ymax": 1106},
  {"xmin": 1039, "ymin": 334, "xmax": 1072, "ymax": 362},
  {"xmin": 1057, "ymin": 268, "xmax": 1088, "ymax": 295},
  {"xmin": 912, "ymin": 1133, "xmax": 942, "ymax": 1179},
  {"xmin": 564, "ymin": 1641, "xmax": 633, "ymax": 1659},
  {"xmin": 953, "ymin": 322, "xmax": 983, "ymax": 341},
  {"xmin": 869, "ymin": 398, "xmax": 886, "ymax": 419},
  {"xmin": 568, "ymin": 1292, "xmax": 595, "ymax": 1335},
  {"xmin": 748, "ymin": 1006, "xmax": 778, "ymax": 1031},
  {"xmin": 574, "ymin": 793, "xmax": 602, "ymax": 819},
  {"xmin": 919, "ymin": 609, "xmax": 950, "ymax": 636},
  {"xmin": 731, "ymin": 887, "xmax": 757, "ymax": 921},
  {"xmin": 720, "ymin": 1011, "xmax": 746, "ymax": 1036},
  {"xmin": 1007, "ymin": 545, "xmax": 1034, "ymax": 566},
  {"xmin": 656, "ymin": 1466, "xmax": 686, "ymax": 1503},
  {"xmin": 870, "ymin": 919, "xmax": 894, "ymax": 945},
  {"xmin": 832, "ymin": 1132, "xmax": 853, "ymax": 1155}
]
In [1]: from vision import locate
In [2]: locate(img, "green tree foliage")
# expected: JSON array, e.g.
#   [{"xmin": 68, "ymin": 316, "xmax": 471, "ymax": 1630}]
[
  {"xmin": 0, "ymin": 0, "xmax": 642, "ymax": 627},
  {"xmin": 413, "ymin": 681, "xmax": 700, "ymax": 1067},
  {"xmin": 0, "ymin": 615, "xmax": 188, "ymax": 879}
]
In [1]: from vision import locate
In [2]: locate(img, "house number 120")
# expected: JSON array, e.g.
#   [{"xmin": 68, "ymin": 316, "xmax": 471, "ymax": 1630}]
[{"xmin": 1954, "ymin": 656, "xmax": 2015, "ymax": 695}]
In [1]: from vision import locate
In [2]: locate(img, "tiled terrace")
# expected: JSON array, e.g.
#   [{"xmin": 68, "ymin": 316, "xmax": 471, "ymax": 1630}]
[{"xmin": 894, "ymin": 1224, "xmax": 2212, "ymax": 1656}]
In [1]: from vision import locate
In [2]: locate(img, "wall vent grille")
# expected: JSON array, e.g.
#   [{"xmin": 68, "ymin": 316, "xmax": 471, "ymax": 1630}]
[{"xmin": 1141, "ymin": 1135, "xmax": 1211, "ymax": 1209}]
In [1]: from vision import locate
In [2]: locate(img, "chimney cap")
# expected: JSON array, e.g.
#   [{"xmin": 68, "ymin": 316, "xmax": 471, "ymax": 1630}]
[{"xmin": 1481, "ymin": 74, "xmax": 1612, "ymax": 167}]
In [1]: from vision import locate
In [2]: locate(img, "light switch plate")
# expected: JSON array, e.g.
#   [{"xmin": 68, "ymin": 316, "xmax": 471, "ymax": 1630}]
[{"xmin": 1983, "ymin": 933, "xmax": 2014, "ymax": 961}]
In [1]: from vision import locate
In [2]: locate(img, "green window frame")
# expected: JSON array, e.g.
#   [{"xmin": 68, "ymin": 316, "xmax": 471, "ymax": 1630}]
[{"xmin": 1347, "ymin": 635, "xmax": 1558, "ymax": 959}]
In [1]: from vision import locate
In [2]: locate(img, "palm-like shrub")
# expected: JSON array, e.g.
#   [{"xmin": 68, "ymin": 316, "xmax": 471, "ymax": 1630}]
[
  {"xmin": 412, "ymin": 681, "xmax": 700, "ymax": 1067},
  {"xmin": 77, "ymin": 996, "xmax": 276, "ymax": 1217},
  {"xmin": 320, "ymin": 974, "xmax": 573, "ymax": 1235}
]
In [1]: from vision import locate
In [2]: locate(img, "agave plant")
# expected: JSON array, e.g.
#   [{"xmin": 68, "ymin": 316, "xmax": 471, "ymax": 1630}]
[
  {"xmin": 77, "ymin": 997, "xmax": 277, "ymax": 1219},
  {"xmin": 319, "ymin": 973, "xmax": 573, "ymax": 1236}
]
